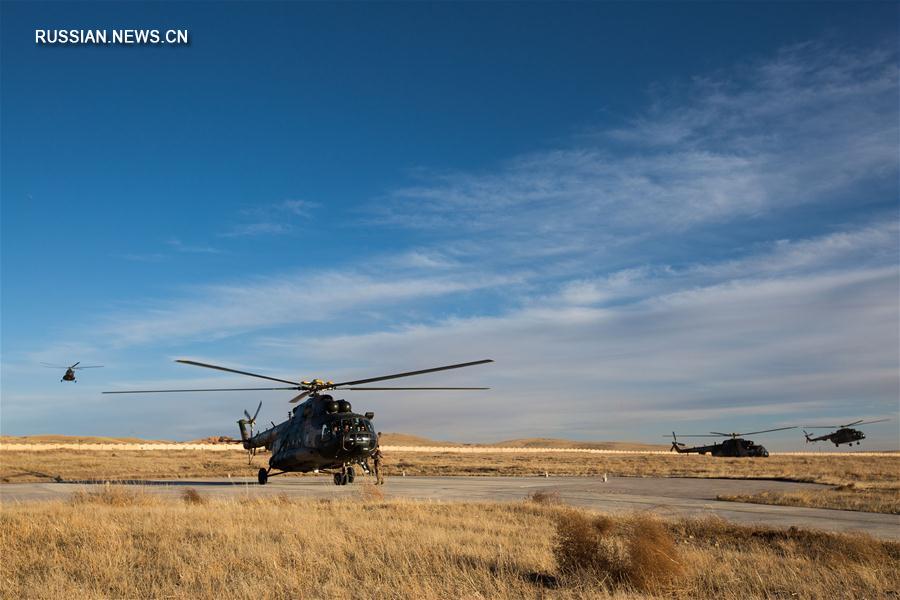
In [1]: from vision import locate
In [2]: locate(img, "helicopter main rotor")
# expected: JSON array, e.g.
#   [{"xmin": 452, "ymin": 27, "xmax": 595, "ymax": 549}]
[{"xmin": 103, "ymin": 358, "xmax": 493, "ymax": 400}]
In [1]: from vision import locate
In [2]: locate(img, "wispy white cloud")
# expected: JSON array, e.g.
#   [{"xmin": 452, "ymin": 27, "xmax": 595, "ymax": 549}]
[
  {"xmin": 222, "ymin": 199, "xmax": 320, "ymax": 237},
  {"xmin": 165, "ymin": 238, "xmax": 221, "ymax": 254},
  {"xmin": 96, "ymin": 270, "xmax": 523, "ymax": 346},
  {"xmin": 117, "ymin": 252, "xmax": 168, "ymax": 263},
  {"xmin": 251, "ymin": 224, "xmax": 899, "ymax": 447},
  {"xmin": 376, "ymin": 43, "xmax": 897, "ymax": 249}
]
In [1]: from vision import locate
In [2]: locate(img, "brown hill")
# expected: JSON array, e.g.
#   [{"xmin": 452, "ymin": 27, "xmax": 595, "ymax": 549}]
[
  {"xmin": 380, "ymin": 434, "xmax": 667, "ymax": 451},
  {"xmin": 378, "ymin": 433, "xmax": 462, "ymax": 447},
  {"xmin": 489, "ymin": 438, "xmax": 668, "ymax": 452}
]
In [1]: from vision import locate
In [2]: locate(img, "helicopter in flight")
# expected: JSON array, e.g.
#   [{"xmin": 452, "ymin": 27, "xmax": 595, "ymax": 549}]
[
  {"xmin": 665, "ymin": 426, "xmax": 796, "ymax": 457},
  {"xmin": 802, "ymin": 419, "xmax": 890, "ymax": 447},
  {"xmin": 42, "ymin": 362, "xmax": 104, "ymax": 382},
  {"xmin": 104, "ymin": 358, "xmax": 492, "ymax": 485}
]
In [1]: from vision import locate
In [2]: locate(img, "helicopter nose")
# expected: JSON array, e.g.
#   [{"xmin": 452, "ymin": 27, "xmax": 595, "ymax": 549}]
[{"xmin": 340, "ymin": 431, "xmax": 376, "ymax": 454}]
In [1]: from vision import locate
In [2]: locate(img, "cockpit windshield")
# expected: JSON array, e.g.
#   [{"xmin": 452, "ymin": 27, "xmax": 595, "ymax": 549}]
[{"xmin": 331, "ymin": 417, "xmax": 370, "ymax": 433}]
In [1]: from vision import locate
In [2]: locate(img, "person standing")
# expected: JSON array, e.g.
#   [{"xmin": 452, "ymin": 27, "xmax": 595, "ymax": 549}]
[{"xmin": 372, "ymin": 433, "xmax": 384, "ymax": 485}]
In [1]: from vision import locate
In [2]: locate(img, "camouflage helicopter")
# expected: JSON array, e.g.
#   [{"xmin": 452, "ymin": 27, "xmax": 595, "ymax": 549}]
[
  {"xmin": 42, "ymin": 362, "xmax": 103, "ymax": 382},
  {"xmin": 104, "ymin": 358, "xmax": 492, "ymax": 485},
  {"xmin": 665, "ymin": 426, "xmax": 796, "ymax": 457},
  {"xmin": 802, "ymin": 419, "xmax": 889, "ymax": 447}
]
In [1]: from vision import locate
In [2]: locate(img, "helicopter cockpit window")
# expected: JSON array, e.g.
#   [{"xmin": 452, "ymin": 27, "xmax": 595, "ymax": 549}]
[{"xmin": 321, "ymin": 424, "xmax": 333, "ymax": 441}]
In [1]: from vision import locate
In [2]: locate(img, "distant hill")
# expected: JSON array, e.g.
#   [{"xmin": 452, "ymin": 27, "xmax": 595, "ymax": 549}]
[
  {"xmin": 489, "ymin": 438, "xmax": 669, "ymax": 451},
  {"xmin": 378, "ymin": 433, "xmax": 462, "ymax": 447},
  {"xmin": 379, "ymin": 433, "xmax": 667, "ymax": 451}
]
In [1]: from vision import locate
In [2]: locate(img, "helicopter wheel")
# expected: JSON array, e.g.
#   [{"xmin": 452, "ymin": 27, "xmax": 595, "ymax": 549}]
[
  {"xmin": 347, "ymin": 466, "xmax": 355, "ymax": 484},
  {"xmin": 257, "ymin": 468, "xmax": 268, "ymax": 485}
]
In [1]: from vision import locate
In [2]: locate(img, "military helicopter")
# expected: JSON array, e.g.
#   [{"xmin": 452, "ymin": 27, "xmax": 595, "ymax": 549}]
[
  {"xmin": 802, "ymin": 419, "xmax": 890, "ymax": 447},
  {"xmin": 665, "ymin": 426, "xmax": 796, "ymax": 457},
  {"xmin": 104, "ymin": 358, "xmax": 492, "ymax": 485},
  {"xmin": 42, "ymin": 362, "xmax": 104, "ymax": 382}
]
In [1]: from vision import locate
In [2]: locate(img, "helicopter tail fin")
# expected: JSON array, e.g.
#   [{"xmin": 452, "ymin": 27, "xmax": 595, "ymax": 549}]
[
  {"xmin": 670, "ymin": 432, "xmax": 686, "ymax": 453},
  {"xmin": 803, "ymin": 430, "xmax": 812, "ymax": 443}
]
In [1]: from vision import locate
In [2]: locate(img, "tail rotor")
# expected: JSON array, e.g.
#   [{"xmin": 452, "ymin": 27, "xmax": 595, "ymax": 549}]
[
  {"xmin": 670, "ymin": 431, "xmax": 685, "ymax": 453},
  {"xmin": 238, "ymin": 401, "xmax": 262, "ymax": 463}
]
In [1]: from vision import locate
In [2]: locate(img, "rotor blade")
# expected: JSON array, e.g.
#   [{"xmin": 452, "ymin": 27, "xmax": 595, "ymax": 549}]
[
  {"xmin": 732, "ymin": 426, "xmax": 797, "ymax": 436},
  {"xmin": 103, "ymin": 387, "xmax": 300, "ymax": 394},
  {"xmin": 41, "ymin": 363, "xmax": 69, "ymax": 368},
  {"xmin": 70, "ymin": 362, "xmax": 80, "ymax": 369},
  {"xmin": 801, "ymin": 426, "xmax": 839, "ymax": 429},
  {"xmin": 851, "ymin": 418, "xmax": 890, "ymax": 426},
  {"xmin": 709, "ymin": 432, "xmax": 735, "ymax": 437},
  {"xmin": 289, "ymin": 390, "xmax": 312, "ymax": 404},
  {"xmin": 73, "ymin": 365, "xmax": 104, "ymax": 369},
  {"xmin": 840, "ymin": 419, "xmax": 865, "ymax": 427},
  {"xmin": 331, "ymin": 359, "xmax": 493, "ymax": 387},
  {"xmin": 335, "ymin": 386, "xmax": 491, "ymax": 391},
  {"xmin": 665, "ymin": 434, "xmax": 722, "ymax": 438},
  {"xmin": 176, "ymin": 359, "xmax": 301, "ymax": 386}
]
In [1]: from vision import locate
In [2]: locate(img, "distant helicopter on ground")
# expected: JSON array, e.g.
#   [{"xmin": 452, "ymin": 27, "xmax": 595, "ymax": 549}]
[
  {"xmin": 802, "ymin": 419, "xmax": 890, "ymax": 447},
  {"xmin": 104, "ymin": 358, "xmax": 492, "ymax": 485},
  {"xmin": 666, "ymin": 427, "xmax": 796, "ymax": 457},
  {"xmin": 42, "ymin": 362, "xmax": 103, "ymax": 382}
]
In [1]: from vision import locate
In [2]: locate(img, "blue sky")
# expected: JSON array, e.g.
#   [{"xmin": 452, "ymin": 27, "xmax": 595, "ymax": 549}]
[{"xmin": 2, "ymin": 1, "xmax": 898, "ymax": 449}]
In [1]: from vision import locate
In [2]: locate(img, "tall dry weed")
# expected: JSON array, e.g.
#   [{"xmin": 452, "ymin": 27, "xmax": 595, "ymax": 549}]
[
  {"xmin": 552, "ymin": 508, "xmax": 682, "ymax": 592},
  {"xmin": 181, "ymin": 487, "xmax": 207, "ymax": 505},
  {"xmin": 357, "ymin": 484, "xmax": 385, "ymax": 501},
  {"xmin": 526, "ymin": 489, "xmax": 562, "ymax": 505},
  {"xmin": 624, "ymin": 514, "xmax": 683, "ymax": 591}
]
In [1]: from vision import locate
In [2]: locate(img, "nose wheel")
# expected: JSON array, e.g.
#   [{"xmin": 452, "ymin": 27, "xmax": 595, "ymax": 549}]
[{"xmin": 333, "ymin": 465, "xmax": 355, "ymax": 485}]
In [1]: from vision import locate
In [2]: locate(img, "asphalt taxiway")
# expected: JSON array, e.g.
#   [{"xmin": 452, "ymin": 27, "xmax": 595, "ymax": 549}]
[{"xmin": 2, "ymin": 475, "xmax": 897, "ymax": 540}]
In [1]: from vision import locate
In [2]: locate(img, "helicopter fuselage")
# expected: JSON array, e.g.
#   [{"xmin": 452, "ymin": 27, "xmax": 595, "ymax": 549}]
[
  {"xmin": 241, "ymin": 394, "xmax": 377, "ymax": 473},
  {"xmin": 62, "ymin": 369, "xmax": 76, "ymax": 382},
  {"xmin": 806, "ymin": 428, "xmax": 865, "ymax": 446},
  {"xmin": 673, "ymin": 437, "xmax": 769, "ymax": 457}
]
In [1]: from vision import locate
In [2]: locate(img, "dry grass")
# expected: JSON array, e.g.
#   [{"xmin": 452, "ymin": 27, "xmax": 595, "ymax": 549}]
[
  {"xmin": 719, "ymin": 485, "xmax": 900, "ymax": 515},
  {"xmin": 1, "ymin": 494, "xmax": 897, "ymax": 600}
]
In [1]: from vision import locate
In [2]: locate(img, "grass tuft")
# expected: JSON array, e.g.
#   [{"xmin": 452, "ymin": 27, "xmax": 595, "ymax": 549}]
[
  {"xmin": 552, "ymin": 509, "xmax": 682, "ymax": 592},
  {"xmin": 181, "ymin": 487, "xmax": 207, "ymax": 505},
  {"xmin": 526, "ymin": 489, "xmax": 562, "ymax": 505}
]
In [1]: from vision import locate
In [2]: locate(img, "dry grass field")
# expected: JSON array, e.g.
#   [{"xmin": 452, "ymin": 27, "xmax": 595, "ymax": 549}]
[
  {"xmin": 718, "ymin": 483, "xmax": 900, "ymax": 515},
  {"xmin": 3, "ymin": 445, "xmax": 898, "ymax": 513},
  {"xmin": 1, "ymin": 486, "xmax": 897, "ymax": 600}
]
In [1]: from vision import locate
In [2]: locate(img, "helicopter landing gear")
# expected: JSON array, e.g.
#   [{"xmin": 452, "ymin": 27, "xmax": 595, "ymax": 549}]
[
  {"xmin": 258, "ymin": 468, "xmax": 268, "ymax": 485},
  {"xmin": 333, "ymin": 465, "xmax": 355, "ymax": 486}
]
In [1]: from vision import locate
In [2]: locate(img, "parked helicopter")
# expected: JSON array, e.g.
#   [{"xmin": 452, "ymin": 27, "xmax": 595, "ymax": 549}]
[
  {"xmin": 665, "ymin": 427, "xmax": 796, "ymax": 457},
  {"xmin": 104, "ymin": 358, "xmax": 492, "ymax": 485},
  {"xmin": 42, "ymin": 362, "xmax": 103, "ymax": 382},
  {"xmin": 802, "ymin": 419, "xmax": 889, "ymax": 447}
]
